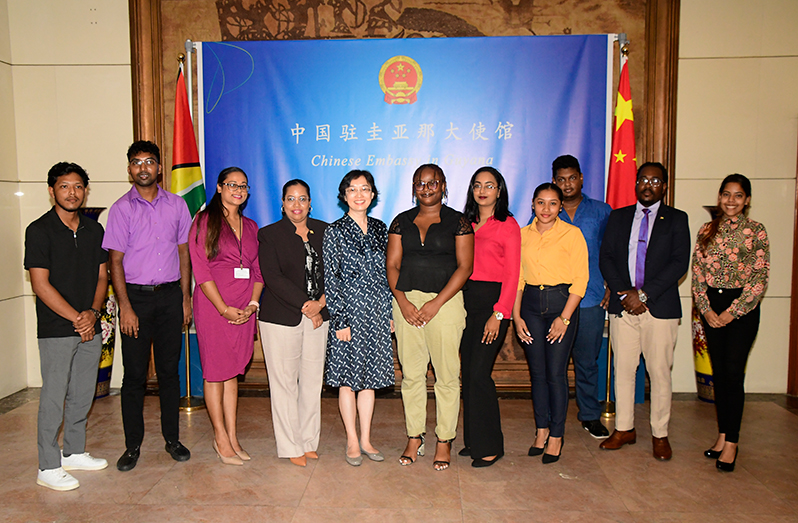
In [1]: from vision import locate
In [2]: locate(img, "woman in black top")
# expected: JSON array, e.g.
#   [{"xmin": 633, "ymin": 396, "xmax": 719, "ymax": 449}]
[
  {"xmin": 258, "ymin": 179, "xmax": 328, "ymax": 468},
  {"xmin": 387, "ymin": 164, "xmax": 474, "ymax": 471}
]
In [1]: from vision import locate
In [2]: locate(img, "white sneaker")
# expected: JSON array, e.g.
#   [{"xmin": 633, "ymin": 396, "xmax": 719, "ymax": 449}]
[
  {"xmin": 61, "ymin": 451, "xmax": 109, "ymax": 471},
  {"xmin": 37, "ymin": 468, "xmax": 79, "ymax": 491}
]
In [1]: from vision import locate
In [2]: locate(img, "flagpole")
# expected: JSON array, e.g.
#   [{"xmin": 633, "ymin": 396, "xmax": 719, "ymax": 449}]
[
  {"xmin": 176, "ymin": 51, "xmax": 205, "ymax": 413},
  {"xmin": 185, "ymin": 40, "xmax": 194, "ymax": 119},
  {"xmin": 602, "ymin": 34, "xmax": 631, "ymax": 420}
]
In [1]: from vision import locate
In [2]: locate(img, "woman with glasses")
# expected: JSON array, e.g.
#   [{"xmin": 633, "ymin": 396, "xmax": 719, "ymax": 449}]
[
  {"xmin": 458, "ymin": 167, "xmax": 520, "ymax": 467},
  {"xmin": 323, "ymin": 170, "xmax": 395, "ymax": 466},
  {"xmin": 258, "ymin": 179, "xmax": 328, "ymax": 467},
  {"xmin": 189, "ymin": 167, "xmax": 263, "ymax": 466},
  {"xmin": 387, "ymin": 164, "xmax": 474, "ymax": 471},
  {"xmin": 513, "ymin": 183, "xmax": 588, "ymax": 464},
  {"xmin": 692, "ymin": 174, "xmax": 769, "ymax": 472}
]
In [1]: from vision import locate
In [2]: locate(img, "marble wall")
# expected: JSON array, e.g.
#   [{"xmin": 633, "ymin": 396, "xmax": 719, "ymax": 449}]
[
  {"xmin": 5, "ymin": 0, "xmax": 134, "ymax": 391},
  {"xmin": 673, "ymin": 0, "xmax": 798, "ymax": 392}
]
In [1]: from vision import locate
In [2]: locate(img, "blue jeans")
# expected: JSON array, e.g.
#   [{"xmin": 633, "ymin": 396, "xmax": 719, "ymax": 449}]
[
  {"xmin": 520, "ymin": 284, "xmax": 579, "ymax": 438},
  {"xmin": 572, "ymin": 305, "xmax": 605, "ymax": 421}
]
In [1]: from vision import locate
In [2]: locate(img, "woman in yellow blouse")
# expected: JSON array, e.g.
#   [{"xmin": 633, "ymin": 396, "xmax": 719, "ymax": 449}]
[
  {"xmin": 513, "ymin": 183, "xmax": 588, "ymax": 464},
  {"xmin": 692, "ymin": 174, "xmax": 769, "ymax": 472}
]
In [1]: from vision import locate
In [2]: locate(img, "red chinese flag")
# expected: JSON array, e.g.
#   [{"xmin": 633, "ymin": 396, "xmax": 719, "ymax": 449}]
[{"xmin": 606, "ymin": 58, "xmax": 637, "ymax": 209}]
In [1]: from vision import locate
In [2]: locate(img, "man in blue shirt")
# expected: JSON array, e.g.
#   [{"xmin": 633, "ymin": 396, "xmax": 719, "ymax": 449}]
[{"xmin": 551, "ymin": 155, "xmax": 612, "ymax": 438}]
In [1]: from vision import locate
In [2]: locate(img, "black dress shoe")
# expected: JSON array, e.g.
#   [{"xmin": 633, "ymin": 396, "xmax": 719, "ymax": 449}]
[
  {"xmin": 165, "ymin": 441, "xmax": 191, "ymax": 462},
  {"xmin": 117, "ymin": 447, "xmax": 140, "ymax": 472},
  {"xmin": 704, "ymin": 448, "xmax": 721, "ymax": 459},
  {"xmin": 716, "ymin": 448, "xmax": 738, "ymax": 472},
  {"xmin": 472, "ymin": 452, "xmax": 503, "ymax": 468},
  {"xmin": 458, "ymin": 447, "xmax": 471, "ymax": 457}
]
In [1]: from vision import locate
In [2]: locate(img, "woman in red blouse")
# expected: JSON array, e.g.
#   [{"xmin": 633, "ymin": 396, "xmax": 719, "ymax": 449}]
[
  {"xmin": 692, "ymin": 174, "xmax": 769, "ymax": 472},
  {"xmin": 458, "ymin": 167, "xmax": 520, "ymax": 467}
]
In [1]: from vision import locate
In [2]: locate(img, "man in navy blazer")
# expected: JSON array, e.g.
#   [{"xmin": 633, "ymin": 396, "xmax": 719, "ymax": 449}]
[{"xmin": 598, "ymin": 162, "xmax": 690, "ymax": 461}]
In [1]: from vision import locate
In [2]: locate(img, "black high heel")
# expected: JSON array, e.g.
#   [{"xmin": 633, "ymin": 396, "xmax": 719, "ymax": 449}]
[
  {"xmin": 716, "ymin": 447, "xmax": 738, "ymax": 472},
  {"xmin": 433, "ymin": 438, "xmax": 454, "ymax": 471},
  {"xmin": 398, "ymin": 434, "xmax": 425, "ymax": 466},
  {"xmin": 528, "ymin": 439, "xmax": 548, "ymax": 457},
  {"xmin": 542, "ymin": 438, "xmax": 564, "ymax": 464},
  {"xmin": 704, "ymin": 448, "xmax": 721, "ymax": 459}
]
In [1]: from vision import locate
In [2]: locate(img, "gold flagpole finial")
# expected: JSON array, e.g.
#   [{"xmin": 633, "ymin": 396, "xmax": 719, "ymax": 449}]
[{"xmin": 178, "ymin": 53, "xmax": 185, "ymax": 64}]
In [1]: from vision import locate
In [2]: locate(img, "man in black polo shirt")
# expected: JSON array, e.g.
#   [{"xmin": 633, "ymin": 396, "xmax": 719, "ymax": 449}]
[{"xmin": 24, "ymin": 162, "xmax": 109, "ymax": 491}]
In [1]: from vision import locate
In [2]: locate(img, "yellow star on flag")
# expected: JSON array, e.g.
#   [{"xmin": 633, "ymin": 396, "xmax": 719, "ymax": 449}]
[
  {"xmin": 615, "ymin": 93, "xmax": 634, "ymax": 131},
  {"xmin": 614, "ymin": 149, "xmax": 627, "ymax": 163}
]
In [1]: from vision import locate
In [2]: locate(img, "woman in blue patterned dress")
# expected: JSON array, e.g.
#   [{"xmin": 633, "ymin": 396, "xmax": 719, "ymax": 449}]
[{"xmin": 323, "ymin": 170, "xmax": 395, "ymax": 466}]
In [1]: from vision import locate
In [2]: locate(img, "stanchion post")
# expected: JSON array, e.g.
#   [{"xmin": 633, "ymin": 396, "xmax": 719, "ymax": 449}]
[{"xmin": 179, "ymin": 326, "xmax": 205, "ymax": 411}]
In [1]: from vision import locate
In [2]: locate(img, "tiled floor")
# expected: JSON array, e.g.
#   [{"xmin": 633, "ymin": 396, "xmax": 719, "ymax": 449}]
[{"xmin": 2, "ymin": 391, "xmax": 798, "ymax": 522}]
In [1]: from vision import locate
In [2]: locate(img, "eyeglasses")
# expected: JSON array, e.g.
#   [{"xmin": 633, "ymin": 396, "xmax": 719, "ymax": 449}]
[
  {"xmin": 346, "ymin": 186, "xmax": 373, "ymax": 195},
  {"xmin": 636, "ymin": 178, "xmax": 663, "ymax": 188},
  {"xmin": 221, "ymin": 182, "xmax": 250, "ymax": 192},
  {"xmin": 129, "ymin": 158, "xmax": 158, "ymax": 167},
  {"xmin": 285, "ymin": 196, "xmax": 309, "ymax": 204},
  {"xmin": 413, "ymin": 180, "xmax": 440, "ymax": 191},
  {"xmin": 472, "ymin": 183, "xmax": 497, "ymax": 191}
]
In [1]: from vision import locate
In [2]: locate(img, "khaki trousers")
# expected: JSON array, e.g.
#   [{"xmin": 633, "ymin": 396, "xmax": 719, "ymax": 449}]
[
  {"xmin": 393, "ymin": 290, "xmax": 466, "ymax": 441},
  {"xmin": 259, "ymin": 317, "xmax": 329, "ymax": 458},
  {"xmin": 610, "ymin": 310, "xmax": 679, "ymax": 438}
]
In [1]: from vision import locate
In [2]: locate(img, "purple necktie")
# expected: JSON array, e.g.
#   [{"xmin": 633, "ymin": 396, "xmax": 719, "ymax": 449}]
[{"xmin": 635, "ymin": 208, "xmax": 650, "ymax": 289}]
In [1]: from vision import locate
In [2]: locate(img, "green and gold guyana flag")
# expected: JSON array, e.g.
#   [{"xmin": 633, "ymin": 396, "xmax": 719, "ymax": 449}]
[{"xmin": 171, "ymin": 63, "xmax": 205, "ymax": 217}]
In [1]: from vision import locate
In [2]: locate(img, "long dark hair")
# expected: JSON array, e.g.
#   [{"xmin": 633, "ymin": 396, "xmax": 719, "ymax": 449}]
[
  {"xmin": 463, "ymin": 166, "xmax": 513, "ymax": 224},
  {"xmin": 698, "ymin": 174, "xmax": 752, "ymax": 253},
  {"xmin": 195, "ymin": 167, "xmax": 248, "ymax": 260}
]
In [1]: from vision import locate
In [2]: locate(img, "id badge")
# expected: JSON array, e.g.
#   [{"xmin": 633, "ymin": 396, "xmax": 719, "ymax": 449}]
[{"xmin": 234, "ymin": 267, "xmax": 251, "ymax": 279}]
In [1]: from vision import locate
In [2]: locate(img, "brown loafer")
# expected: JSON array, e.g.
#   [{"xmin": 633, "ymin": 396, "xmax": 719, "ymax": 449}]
[
  {"xmin": 599, "ymin": 429, "xmax": 636, "ymax": 450},
  {"xmin": 652, "ymin": 436, "xmax": 672, "ymax": 461}
]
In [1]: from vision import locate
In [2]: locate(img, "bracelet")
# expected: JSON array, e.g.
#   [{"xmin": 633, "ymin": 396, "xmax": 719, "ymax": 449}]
[
  {"xmin": 221, "ymin": 307, "xmax": 228, "ymax": 316},
  {"xmin": 248, "ymin": 300, "xmax": 260, "ymax": 309}
]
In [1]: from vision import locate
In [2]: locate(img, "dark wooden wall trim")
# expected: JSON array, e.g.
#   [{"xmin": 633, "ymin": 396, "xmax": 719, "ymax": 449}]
[
  {"xmin": 789, "ymin": 138, "xmax": 798, "ymax": 395},
  {"xmin": 644, "ymin": 0, "xmax": 680, "ymax": 203},
  {"xmin": 129, "ymin": 0, "xmax": 164, "ymax": 145}
]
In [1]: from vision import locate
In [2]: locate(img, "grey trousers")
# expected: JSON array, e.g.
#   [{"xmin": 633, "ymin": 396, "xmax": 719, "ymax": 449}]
[{"xmin": 37, "ymin": 335, "xmax": 102, "ymax": 470}]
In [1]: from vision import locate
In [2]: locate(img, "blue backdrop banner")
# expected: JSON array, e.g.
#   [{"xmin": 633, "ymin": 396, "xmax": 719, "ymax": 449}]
[{"xmin": 196, "ymin": 35, "xmax": 613, "ymax": 226}]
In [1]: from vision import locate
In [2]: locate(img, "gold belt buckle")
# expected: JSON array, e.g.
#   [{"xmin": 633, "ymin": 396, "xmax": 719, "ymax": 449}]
[{"xmin": 539, "ymin": 285, "xmax": 545, "ymax": 290}]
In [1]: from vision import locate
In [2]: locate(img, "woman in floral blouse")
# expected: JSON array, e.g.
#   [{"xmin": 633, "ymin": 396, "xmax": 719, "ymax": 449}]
[{"xmin": 691, "ymin": 174, "xmax": 769, "ymax": 472}]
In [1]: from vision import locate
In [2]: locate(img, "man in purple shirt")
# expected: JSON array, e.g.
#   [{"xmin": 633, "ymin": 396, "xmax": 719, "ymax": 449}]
[{"xmin": 103, "ymin": 141, "xmax": 193, "ymax": 471}]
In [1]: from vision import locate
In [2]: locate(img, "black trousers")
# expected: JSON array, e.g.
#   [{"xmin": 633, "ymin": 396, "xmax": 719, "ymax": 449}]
[
  {"xmin": 701, "ymin": 287, "xmax": 760, "ymax": 444},
  {"xmin": 120, "ymin": 283, "xmax": 183, "ymax": 449},
  {"xmin": 460, "ymin": 280, "xmax": 507, "ymax": 459},
  {"xmin": 520, "ymin": 284, "xmax": 579, "ymax": 438}
]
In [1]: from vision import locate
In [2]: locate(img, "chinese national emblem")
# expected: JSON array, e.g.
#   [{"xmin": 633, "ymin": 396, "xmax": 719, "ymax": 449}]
[{"xmin": 379, "ymin": 56, "xmax": 423, "ymax": 105}]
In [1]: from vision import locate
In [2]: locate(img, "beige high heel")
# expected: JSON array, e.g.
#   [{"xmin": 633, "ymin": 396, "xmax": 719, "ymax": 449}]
[
  {"xmin": 213, "ymin": 440, "xmax": 243, "ymax": 466},
  {"xmin": 235, "ymin": 448, "xmax": 251, "ymax": 461}
]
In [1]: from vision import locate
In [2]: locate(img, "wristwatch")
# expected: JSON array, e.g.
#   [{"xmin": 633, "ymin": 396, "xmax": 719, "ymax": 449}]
[
  {"xmin": 637, "ymin": 289, "xmax": 648, "ymax": 303},
  {"xmin": 90, "ymin": 308, "xmax": 101, "ymax": 320},
  {"xmin": 559, "ymin": 315, "xmax": 571, "ymax": 326},
  {"xmin": 493, "ymin": 311, "xmax": 504, "ymax": 321}
]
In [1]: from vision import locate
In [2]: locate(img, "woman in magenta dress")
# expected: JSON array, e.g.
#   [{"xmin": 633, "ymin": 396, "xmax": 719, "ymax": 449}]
[{"xmin": 189, "ymin": 167, "xmax": 263, "ymax": 466}]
